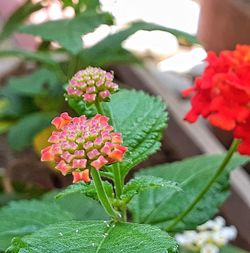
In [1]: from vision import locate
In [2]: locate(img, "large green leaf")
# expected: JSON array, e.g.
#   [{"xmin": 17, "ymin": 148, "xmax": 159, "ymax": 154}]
[
  {"xmin": 42, "ymin": 191, "xmax": 108, "ymax": 221},
  {"xmin": 7, "ymin": 69, "xmax": 59, "ymax": 96},
  {"xmin": 0, "ymin": 0, "xmax": 42, "ymax": 41},
  {"xmin": 78, "ymin": 21, "xmax": 197, "ymax": 66},
  {"xmin": 129, "ymin": 154, "xmax": 249, "ymax": 231},
  {"xmin": 105, "ymin": 89, "xmax": 167, "ymax": 178},
  {"xmin": 8, "ymin": 112, "xmax": 56, "ymax": 151},
  {"xmin": 69, "ymin": 89, "xmax": 167, "ymax": 178},
  {"xmin": 7, "ymin": 221, "xmax": 178, "ymax": 253},
  {"xmin": 121, "ymin": 176, "xmax": 181, "ymax": 204},
  {"xmin": 0, "ymin": 191, "xmax": 107, "ymax": 251},
  {"xmin": 0, "ymin": 200, "xmax": 73, "ymax": 251},
  {"xmin": 19, "ymin": 12, "xmax": 113, "ymax": 54}
]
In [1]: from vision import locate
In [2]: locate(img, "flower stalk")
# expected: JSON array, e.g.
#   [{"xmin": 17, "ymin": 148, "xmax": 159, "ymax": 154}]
[
  {"xmin": 166, "ymin": 138, "xmax": 240, "ymax": 231},
  {"xmin": 94, "ymin": 100, "xmax": 124, "ymax": 199},
  {"xmin": 91, "ymin": 168, "xmax": 121, "ymax": 220}
]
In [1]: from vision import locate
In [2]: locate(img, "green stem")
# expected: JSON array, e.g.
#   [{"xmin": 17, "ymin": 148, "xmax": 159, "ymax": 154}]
[
  {"xmin": 95, "ymin": 100, "xmax": 105, "ymax": 115},
  {"xmin": 94, "ymin": 101, "xmax": 123, "ymax": 199},
  {"xmin": 113, "ymin": 164, "xmax": 123, "ymax": 198},
  {"xmin": 166, "ymin": 138, "xmax": 240, "ymax": 231},
  {"xmin": 91, "ymin": 168, "xmax": 120, "ymax": 220}
]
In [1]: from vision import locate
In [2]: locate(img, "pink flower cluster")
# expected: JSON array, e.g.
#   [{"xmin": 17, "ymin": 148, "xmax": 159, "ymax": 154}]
[
  {"xmin": 41, "ymin": 113, "xmax": 127, "ymax": 183},
  {"xmin": 66, "ymin": 67, "xmax": 119, "ymax": 103}
]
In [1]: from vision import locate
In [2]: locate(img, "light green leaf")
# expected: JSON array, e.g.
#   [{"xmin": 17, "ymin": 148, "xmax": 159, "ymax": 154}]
[
  {"xmin": 56, "ymin": 181, "xmax": 114, "ymax": 201},
  {"xmin": 105, "ymin": 89, "xmax": 168, "ymax": 179},
  {"xmin": 19, "ymin": 12, "xmax": 113, "ymax": 54},
  {"xmin": 0, "ymin": 120, "xmax": 14, "ymax": 134},
  {"xmin": 121, "ymin": 176, "xmax": 181, "ymax": 203},
  {"xmin": 0, "ymin": 0, "xmax": 42, "ymax": 41},
  {"xmin": 129, "ymin": 154, "xmax": 249, "ymax": 231},
  {"xmin": 7, "ymin": 221, "xmax": 178, "ymax": 253},
  {"xmin": 0, "ymin": 200, "xmax": 73, "ymax": 251},
  {"xmin": 7, "ymin": 69, "xmax": 59, "ymax": 96},
  {"xmin": 8, "ymin": 112, "xmax": 56, "ymax": 151}
]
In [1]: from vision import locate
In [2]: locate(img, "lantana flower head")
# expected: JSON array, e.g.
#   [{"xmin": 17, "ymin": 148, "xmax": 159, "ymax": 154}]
[
  {"xmin": 41, "ymin": 112, "xmax": 127, "ymax": 183},
  {"xmin": 183, "ymin": 44, "xmax": 250, "ymax": 154},
  {"xmin": 66, "ymin": 67, "xmax": 119, "ymax": 103}
]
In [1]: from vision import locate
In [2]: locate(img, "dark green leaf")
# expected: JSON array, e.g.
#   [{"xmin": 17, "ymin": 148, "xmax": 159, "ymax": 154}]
[
  {"xmin": 78, "ymin": 20, "xmax": 197, "ymax": 66},
  {"xmin": 0, "ymin": 200, "xmax": 73, "ymax": 251},
  {"xmin": 0, "ymin": 90, "xmax": 36, "ymax": 119},
  {"xmin": 79, "ymin": 46, "xmax": 140, "ymax": 68},
  {"xmin": 7, "ymin": 221, "xmax": 178, "ymax": 253},
  {"xmin": 121, "ymin": 176, "xmax": 181, "ymax": 203},
  {"xmin": 105, "ymin": 89, "xmax": 167, "ymax": 179},
  {"xmin": 42, "ymin": 191, "xmax": 108, "ymax": 221},
  {"xmin": 7, "ymin": 69, "xmax": 59, "ymax": 96},
  {"xmin": 19, "ymin": 12, "xmax": 113, "ymax": 54},
  {"xmin": 129, "ymin": 154, "xmax": 249, "ymax": 231},
  {"xmin": 56, "ymin": 181, "xmax": 114, "ymax": 201},
  {"xmin": 220, "ymin": 245, "xmax": 249, "ymax": 253},
  {"xmin": 0, "ymin": 0, "xmax": 42, "ymax": 41},
  {"xmin": 8, "ymin": 112, "xmax": 56, "ymax": 151},
  {"xmin": 0, "ymin": 191, "xmax": 107, "ymax": 250},
  {"xmin": 62, "ymin": 0, "xmax": 101, "ymax": 12},
  {"xmin": 0, "ymin": 50, "xmax": 58, "ymax": 68}
]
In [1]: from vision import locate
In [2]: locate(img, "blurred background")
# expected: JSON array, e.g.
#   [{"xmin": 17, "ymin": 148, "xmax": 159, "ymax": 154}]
[{"xmin": 0, "ymin": 0, "xmax": 249, "ymax": 252}]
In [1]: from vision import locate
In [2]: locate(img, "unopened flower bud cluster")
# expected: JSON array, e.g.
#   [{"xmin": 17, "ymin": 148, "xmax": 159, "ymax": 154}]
[
  {"xmin": 175, "ymin": 216, "xmax": 237, "ymax": 253},
  {"xmin": 66, "ymin": 67, "xmax": 118, "ymax": 103}
]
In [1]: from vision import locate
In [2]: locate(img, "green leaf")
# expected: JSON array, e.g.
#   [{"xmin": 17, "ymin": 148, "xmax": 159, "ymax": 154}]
[
  {"xmin": 0, "ymin": 50, "xmax": 59, "ymax": 70},
  {"xmin": 0, "ymin": 0, "xmax": 42, "ymax": 41},
  {"xmin": 42, "ymin": 191, "xmax": 108, "ymax": 221},
  {"xmin": 0, "ymin": 120, "xmax": 14, "ymax": 134},
  {"xmin": 106, "ymin": 89, "xmax": 167, "ymax": 178},
  {"xmin": 19, "ymin": 12, "xmax": 113, "ymax": 54},
  {"xmin": 7, "ymin": 221, "xmax": 178, "ymax": 253},
  {"xmin": 8, "ymin": 112, "xmax": 56, "ymax": 151},
  {"xmin": 7, "ymin": 69, "xmax": 59, "ymax": 96},
  {"xmin": 121, "ymin": 176, "xmax": 181, "ymax": 204},
  {"xmin": 129, "ymin": 154, "xmax": 249, "ymax": 231},
  {"xmin": 79, "ymin": 46, "xmax": 140, "ymax": 67},
  {"xmin": 78, "ymin": 20, "xmax": 197, "ymax": 66},
  {"xmin": 0, "ymin": 200, "xmax": 73, "ymax": 251},
  {"xmin": 0, "ymin": 191, "xmax": 107, "ymax": 250},
  {"xmin": 220, "ymin": 245, "xmax": 249, "ymax": 253},
  {"xmin": 0, "ymin": 89, "xmax": 36, "ymax": 119},
  {"xmin": 62, "ymin": 0, "xmax": 101, "ymax": 12},
  {"xmin": 56, "ymin": 181, "xmax": 114, "ymax": 201}
]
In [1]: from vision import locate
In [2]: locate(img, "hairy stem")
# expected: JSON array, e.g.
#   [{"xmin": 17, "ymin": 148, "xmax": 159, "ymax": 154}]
[
  {"xmin": 91, "ymin": 168, "xmax": 121, "ymax": 220},
  {"xmin": 166, "ymin": 139, "xmax": 240, "ymax": 231},
  {"xmin": 94, "ymin": 101, "xmax": 123, "ymax": 199}
]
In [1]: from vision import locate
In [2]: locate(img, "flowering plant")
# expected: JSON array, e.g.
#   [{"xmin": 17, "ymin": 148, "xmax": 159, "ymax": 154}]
[{"xmin": 0, "ymin": 51, "xmax": 249, "ymax": 253}]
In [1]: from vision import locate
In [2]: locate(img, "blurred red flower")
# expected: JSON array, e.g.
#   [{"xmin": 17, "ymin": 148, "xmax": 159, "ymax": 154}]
[{"xmin": 183, "ymin": 45, "xmax": 250, "ymax": 155}]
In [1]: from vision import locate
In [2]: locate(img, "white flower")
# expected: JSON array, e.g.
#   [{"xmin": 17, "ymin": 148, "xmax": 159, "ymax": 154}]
[
  {"xmin": 195, "ymin": 231, "xmax": 211, "ymax": 247},
  {"xmin": 212, "ymin": 231, "xmax": 228, "ymax": 246},
  {"xmin": 201, "ymin": 243, "xmax": 219, "ymax": 253},
  {"xmin": 220, "ymin": 226, "xmax": 237, "ymax": 241}
]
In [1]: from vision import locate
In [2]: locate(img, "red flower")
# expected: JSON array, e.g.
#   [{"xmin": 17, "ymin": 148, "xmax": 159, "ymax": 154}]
[
  {"xmin": 41, "ymin": 113, "xmax": 127, "ymax": 182},
  {"xmin": 183, "ymin": 45, "xmax": 250, "ymax": 155}
]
